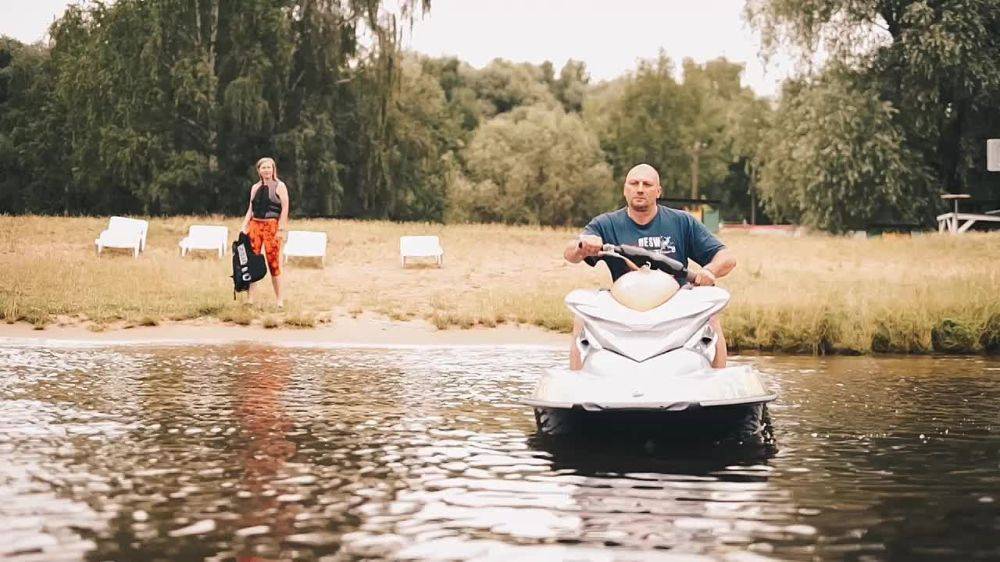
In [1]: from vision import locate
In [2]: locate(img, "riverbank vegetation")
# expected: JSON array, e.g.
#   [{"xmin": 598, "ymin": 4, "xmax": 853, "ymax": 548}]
[
  {"xmin": 4, "ymin": 2, "xmax": 998, "ymax": 234},
  {"xmin": 1, "ymin": 2, "xmax": 997, "ymax": 354},
  {"xmin": 2, "ymin": 216, "xmax": 998, "ymax": 355}
]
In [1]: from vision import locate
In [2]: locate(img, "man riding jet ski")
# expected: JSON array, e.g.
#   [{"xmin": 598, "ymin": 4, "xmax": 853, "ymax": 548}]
[
  {"xmin": 567, "ymin": 163, "xmax": 736, "ymax": 369},
  {"xmin": 524, "ymin": 164, "xmax": 775, "ymax": 439}
]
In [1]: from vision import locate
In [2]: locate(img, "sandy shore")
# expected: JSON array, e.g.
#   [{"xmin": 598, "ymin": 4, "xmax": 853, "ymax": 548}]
[{"xmin": 0, "ymin": 313, "xmax": 568, "ymax": 348}]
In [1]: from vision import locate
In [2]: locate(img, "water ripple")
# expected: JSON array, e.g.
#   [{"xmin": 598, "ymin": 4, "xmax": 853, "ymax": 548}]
[{"xmin": 0, "ymin": 346, "xmax": 997, "ymax": 561}]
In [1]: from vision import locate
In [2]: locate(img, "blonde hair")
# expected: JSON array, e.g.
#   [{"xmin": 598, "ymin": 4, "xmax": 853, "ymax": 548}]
[{"xmin": 256, "ymin": 157, "xmax": 279, "ymax": 183}]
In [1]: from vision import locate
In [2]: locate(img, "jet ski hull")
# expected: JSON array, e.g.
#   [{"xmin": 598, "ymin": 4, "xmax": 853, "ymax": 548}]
[
  {"xmin": 533, "ymin": 402, "xmax": 771, "ymax": 442},
  {"xmin": 526, "ymin": 286, "xmax": 777, "ymax": 443}
]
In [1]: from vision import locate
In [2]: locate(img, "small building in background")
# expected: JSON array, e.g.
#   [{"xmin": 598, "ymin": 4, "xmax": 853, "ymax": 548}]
[{"xmin": 660, "ymin": 197, "xmax": 721, "ymax": 233}]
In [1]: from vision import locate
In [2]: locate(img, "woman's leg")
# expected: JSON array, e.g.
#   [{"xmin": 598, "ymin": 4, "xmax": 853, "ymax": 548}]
[
  {"xmin": 246, "ymin": 222, "xmax": 265, "ymax": 306},
  {"xmin": 261, "ymin": 222, "xmax": 283, "ymax": 308},
  {"xmin": 272, "ymin": 274, "xmax": 282, "ymax": 308}
]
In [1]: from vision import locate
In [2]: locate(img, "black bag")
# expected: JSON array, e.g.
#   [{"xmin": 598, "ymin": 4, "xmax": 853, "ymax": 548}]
[{"xmin": 231, "ymin": 232, "xmax": 267, "ymax": 296}]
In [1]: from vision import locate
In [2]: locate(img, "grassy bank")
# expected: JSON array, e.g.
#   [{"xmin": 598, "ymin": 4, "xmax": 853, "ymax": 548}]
[{"xmin": 2, "ymin": 215, "xmax": 999, "ymax": 354}]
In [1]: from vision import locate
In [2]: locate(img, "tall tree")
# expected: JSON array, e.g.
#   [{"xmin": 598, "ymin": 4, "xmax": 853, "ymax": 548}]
[
  {"xmin": 757, "ymin": 71, "xmax": 933, "ymax": 232},
  {"xmin": 465, "ymin": 58, "xmax": 560, "ymax": 117},
  {"xmin": 8, "ymin": 0, "xmax": 430, "ymax": 217},
  {"xmin": 747, "ymin": 0, "xmax": 1000, "ymax": 226},
  {"xmin": 591, "ymin": 54, "xmax": 689, "ymax": 193},
  {"xmin": 546, "ymin": 59, "xmax": 589, "ymax": 113},
  {"xmin": 449, "ymin": 104, "xmax": 614, "ymax": 226},
  {"xmin": 0, "ymin": 38, "xmax": 71, "ymax": 213},
  {"xmin": 585, "ymin": 53, "xmax": 772, "ymax": 220}
]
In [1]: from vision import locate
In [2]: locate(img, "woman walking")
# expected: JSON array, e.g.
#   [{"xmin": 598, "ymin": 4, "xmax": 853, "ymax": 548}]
[{"xmin": 240, "ymin": 157, "xmax": 290, "ymax": 308}]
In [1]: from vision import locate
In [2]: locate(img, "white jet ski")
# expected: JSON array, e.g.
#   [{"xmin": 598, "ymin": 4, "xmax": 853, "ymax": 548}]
[{"xmin": 524, "ymin": 244, "xmax": 776, "ymax": 441}]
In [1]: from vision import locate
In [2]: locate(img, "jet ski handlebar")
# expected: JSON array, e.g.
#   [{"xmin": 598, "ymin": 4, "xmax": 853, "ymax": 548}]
[{"xmin": 598, "ymin": 244, "xmax": 697, "ymax": 283}]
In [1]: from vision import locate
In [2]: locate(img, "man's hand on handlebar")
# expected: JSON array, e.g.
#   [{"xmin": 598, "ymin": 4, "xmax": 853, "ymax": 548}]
[
  {"xmin": 577, "ymin": 235, "xmax": 604, "ymax": 258},
  {"xmin": 692, "ymin": 268, "xmax": 717, "ymax": 286}
]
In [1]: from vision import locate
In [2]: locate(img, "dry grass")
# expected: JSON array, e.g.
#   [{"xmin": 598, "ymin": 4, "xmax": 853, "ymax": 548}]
[
  {"xmin": 2, "ymin": 215, "xmax": 998, "ymax": 354},
  {"xmin": 283, "ymin": 312, "xmax": 317, "ymax": 328},
  {"xmin": 721, "ymin": 232, "xmax": 1000, "ymax": 354}
]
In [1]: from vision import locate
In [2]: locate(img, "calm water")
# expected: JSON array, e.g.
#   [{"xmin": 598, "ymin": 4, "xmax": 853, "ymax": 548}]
[{"xmin": 1, "ymin": 343, "xmax": 997, "ymax": 561}]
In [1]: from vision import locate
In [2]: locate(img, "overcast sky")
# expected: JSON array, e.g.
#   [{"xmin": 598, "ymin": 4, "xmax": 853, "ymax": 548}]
[{"xmin": 1, "ymin": 0, "xmax": 797, "ymax": 97}]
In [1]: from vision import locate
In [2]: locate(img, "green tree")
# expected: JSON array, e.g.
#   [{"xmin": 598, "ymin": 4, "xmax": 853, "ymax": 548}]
[
  {"xmin": 419, "ymin": 55, "xmax": 486, "ymax": 136},
  {"xmin": 377, "ymin": 56, "xmax": 458, "ymax": 221},
  {"xmin": 585, "ymin": 53, "xmax": 772, "ymax": 220},
  {"xmin": 449, "ymin": 104, "xmax": 614, "ymax": 226},
  {"xmin": 0, "ymin": 38, "xmax": 71, "ymax": 213},
  {"xmin": 757, "ymin": 72, "xmax": 933, "ymax": 232},
  {"xmin": 5, "ymin": 0, "xmax": 430, "ymax": 217},
  {"xmin": 682, "ymin": 58, "xmax": 774, "ymax": 221},
  {"xmin": 544, "ymin": 59, "xmax": 589, "ymax": 113},
  {"xmin": 590, "ymin": 54, "xmax": 689, "ymax": 193},
  {"xmin": 466, "ymin": 59, "xmax": 560, "ymax": 117},
  {"xmin": 748, "ymin": 0, "xmax": 1000, "ymax": 226}
]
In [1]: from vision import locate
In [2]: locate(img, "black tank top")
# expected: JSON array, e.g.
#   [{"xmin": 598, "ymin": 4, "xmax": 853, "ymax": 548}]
[{"xmin": 251, "ymin": 181, "xmax": 282, "ymax": 219}]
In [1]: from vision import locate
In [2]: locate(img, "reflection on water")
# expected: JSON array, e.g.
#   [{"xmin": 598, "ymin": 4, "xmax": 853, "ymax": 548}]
[{"xmin": 0, "ymin": 345, "xmax": 997, "ymax": 561}]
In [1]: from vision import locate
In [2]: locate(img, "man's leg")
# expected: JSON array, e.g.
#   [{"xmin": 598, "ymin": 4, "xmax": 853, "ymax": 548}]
[
  {"xmin": 710, "ymin": 315, "xmax": 727, "ymax": 368},
  {"xmin": 569, "ymin": 316, "xmax": 583, "ymax": 370}
]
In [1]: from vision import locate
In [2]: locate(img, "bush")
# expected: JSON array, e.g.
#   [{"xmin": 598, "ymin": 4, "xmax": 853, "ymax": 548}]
[
  {"xmin": 931, "ymin": 319, "xmax": 977, "ymax": 353},
  {"xmin": 980, "ymin": 313, "xmax": 1000, "ymax": 354}
]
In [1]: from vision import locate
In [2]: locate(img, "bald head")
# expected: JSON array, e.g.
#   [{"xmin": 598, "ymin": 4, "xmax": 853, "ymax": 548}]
[
  {"xmin": 623, "ymin": 163, "xmax": 661, "ymax": 214},
  {"xmin": 625, "ymin": 163, "xmax": 660, "ymax": 186}
]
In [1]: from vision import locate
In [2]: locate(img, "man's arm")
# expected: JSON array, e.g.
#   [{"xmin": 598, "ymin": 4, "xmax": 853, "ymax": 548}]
[
  {"xmin": 685, "ymin": 212, "xmax": 733, "ymax": 286},
  {"xmin": 566, "ymin": 216, "xmax": 604, "ymax": 263},
  {"xmin": 693, "ymin": 248, "xmax": 736, "ymax": 285},
  {"xmin": 565, "ymin": 234, "xmax": 602, "ymax": 263}
]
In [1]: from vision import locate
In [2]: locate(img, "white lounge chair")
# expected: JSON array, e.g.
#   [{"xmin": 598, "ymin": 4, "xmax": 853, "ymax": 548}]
[
  {"xmin": 95, "ymin": 216, "xmax": 148, "ymax": 257},
  {"xmin": 400, "ymin": 235, "xmax": 443, "ymax": 267},
  {"xmin": 283, "ymin": 230, "xmax": 327, "ymax": 265},
  {"xmin": 179, "ymin": 225, "xmax": 228, "ymax": 258}
]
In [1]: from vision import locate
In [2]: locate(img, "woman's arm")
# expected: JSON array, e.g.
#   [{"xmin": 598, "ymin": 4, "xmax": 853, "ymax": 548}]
[
  {"xmin": 277, "ymin": 182, "xmax": 290, "ymax": 240},
  {"xmin": 240, "ymin": 183, "xmax": 260, "ymax": 233}
]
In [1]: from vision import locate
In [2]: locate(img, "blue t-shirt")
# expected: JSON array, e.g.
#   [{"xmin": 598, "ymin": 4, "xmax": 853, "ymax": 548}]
[{"xmin": 583, "ymin": 205, "xmax": 725, "ymax": 283}]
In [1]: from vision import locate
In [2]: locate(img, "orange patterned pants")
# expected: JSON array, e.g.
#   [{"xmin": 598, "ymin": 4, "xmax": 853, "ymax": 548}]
[{"xmin": 247, "ymin": 218, "xmax": 282, "ymax": 276}]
